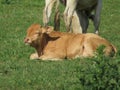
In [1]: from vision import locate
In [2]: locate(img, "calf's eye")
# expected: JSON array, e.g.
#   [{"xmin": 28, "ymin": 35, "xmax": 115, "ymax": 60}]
[{"xmin": 35, "ymin": 32, "xmax": 41, "ymax": 35}]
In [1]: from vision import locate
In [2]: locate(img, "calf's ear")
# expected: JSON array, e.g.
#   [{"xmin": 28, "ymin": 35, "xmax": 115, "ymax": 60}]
[
  {"xmin": 42, "ymin": 26, "xmax": 60, "ymax": 38},
  {"xmin": 42, "ymin": 26, "xmax": 54, "ymax": 34},
  {"xmin": 46, "ymin": 26, "xmax": 54, "ymax": 34}
]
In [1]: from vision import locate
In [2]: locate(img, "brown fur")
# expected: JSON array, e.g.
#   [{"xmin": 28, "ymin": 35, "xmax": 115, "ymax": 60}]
[{"xmin": 24, "ymin": 24, "xmax": 117, "ymax": 60}]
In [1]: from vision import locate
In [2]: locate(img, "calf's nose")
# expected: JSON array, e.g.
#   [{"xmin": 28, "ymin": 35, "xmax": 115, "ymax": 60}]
[{"xmin": 24, "ymin": 38, "xmax": 29, "ymax": 43}]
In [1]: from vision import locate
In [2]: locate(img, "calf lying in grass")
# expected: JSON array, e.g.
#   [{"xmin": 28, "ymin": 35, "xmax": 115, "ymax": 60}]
[{"xmin": 24, "ymin": 24, "xmax": 117, "ymax": 60}]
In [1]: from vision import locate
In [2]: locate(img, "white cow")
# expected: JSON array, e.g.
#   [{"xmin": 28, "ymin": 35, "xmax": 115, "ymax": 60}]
[
  {"xmin": 43, "ymin": 0, "xmax": 83, "ymax": 33},
  {"xmin": 43, "ymin": 0, "xmax": 102, "ymax": 34}
]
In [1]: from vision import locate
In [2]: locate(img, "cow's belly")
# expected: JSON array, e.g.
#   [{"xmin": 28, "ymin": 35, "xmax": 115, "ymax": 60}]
[{"xmin": 77, "ymin": 0, "xmax": 97, "ymax": 10}]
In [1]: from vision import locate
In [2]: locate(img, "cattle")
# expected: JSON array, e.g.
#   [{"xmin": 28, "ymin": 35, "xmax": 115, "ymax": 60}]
[
  {"xmin": 24, "ymin": 24, "xmax": 117, "ymax": 60},
  {"xmin": 43, "ymin": 0, "xmax": 83, "ymax": 33},
  {"xmin": 43, "ymin": 0, "xmax": 102, "ymax": 34}
]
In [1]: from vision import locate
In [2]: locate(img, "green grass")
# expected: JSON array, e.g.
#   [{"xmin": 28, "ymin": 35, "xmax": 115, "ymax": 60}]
[{"xmin": 0, "ymin": 0, "xmax": 120, "ymax": 89}]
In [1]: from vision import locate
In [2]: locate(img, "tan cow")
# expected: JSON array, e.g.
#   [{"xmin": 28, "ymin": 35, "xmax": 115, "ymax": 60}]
[{"xmin": 24, "ymin": 24, "xmax": 117, "ymax": 61}]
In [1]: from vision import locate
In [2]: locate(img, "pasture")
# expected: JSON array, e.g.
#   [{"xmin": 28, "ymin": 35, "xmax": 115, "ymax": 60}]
[{"xmin": 0, "ymin": 0, "xmax": 120, "ymax": 89}]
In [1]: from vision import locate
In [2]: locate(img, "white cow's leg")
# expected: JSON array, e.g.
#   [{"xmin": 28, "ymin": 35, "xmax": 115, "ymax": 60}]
[
  {"xmin": 71, "ymin": 11, "xmax": 82, "ymax": 33},
  {"xmin": 64, "ymin": 0, "xmax": 77, "ymax": 32},
  {"xmin": 43, "ymin": 0, "xmax": 56, "ymax": 26}
]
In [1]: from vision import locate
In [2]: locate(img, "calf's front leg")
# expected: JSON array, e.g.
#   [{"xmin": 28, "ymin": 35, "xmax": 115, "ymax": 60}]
[
  {"xmin": 30, "ymin": 53, "xmax": 39, "ymax": 60},
  {"xmin": 39, "ymin": 55, "xmax": 63, "ymax": 61}
]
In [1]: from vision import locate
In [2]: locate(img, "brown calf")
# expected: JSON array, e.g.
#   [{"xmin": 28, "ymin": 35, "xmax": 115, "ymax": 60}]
[{"xmin": 24, "ymin": 24, "xmax": 117, "ymax": 60}]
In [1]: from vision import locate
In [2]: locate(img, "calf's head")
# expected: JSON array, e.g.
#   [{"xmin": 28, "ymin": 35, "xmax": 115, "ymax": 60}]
[{"xmin": 24, "ymin": 24, "xmax": 53, "ymax": 46}]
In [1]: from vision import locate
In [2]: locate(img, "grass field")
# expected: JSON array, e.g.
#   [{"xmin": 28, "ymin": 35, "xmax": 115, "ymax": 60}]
[{"xmin": 0, "ymin": 0, "xmax": 120, "ymax": 90}]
